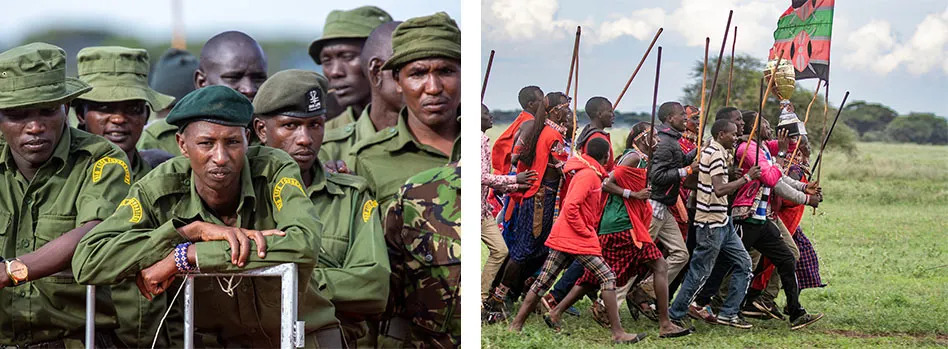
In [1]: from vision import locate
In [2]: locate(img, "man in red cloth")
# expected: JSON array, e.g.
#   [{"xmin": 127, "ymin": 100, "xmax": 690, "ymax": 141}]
[{"xmin": 490, "ymin": 86, "xmax": 543, "ymax": 174}]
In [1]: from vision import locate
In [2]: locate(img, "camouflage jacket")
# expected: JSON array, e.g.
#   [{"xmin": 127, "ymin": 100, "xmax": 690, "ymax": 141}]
[{"xmin": 384, "ymin": 163, "xmax": 461, "ymax": 348}]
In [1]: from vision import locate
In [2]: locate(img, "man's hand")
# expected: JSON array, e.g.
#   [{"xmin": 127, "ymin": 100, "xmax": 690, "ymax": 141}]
[
  {"xmin": 632, "ymin": 187, "xmax": 651, "ymax": 200},
  {"xmin": 136, "ymin": 253, "xmax": 177, "ymax": 300},
  {"xmin": 804, "ymin": 181, "xmax": 820, "ymax": 195},
  {"xmin": 777, "ymin": 129, "xmax": 790, "ymax": 153},
  {"xmin": 747, "ymin": 165, "xmax": 762, "ymax": 180},
  {"xmin": 515, "ymin": 170, "xmax": 538, "ymax": 185},
  {"xmin": 179, "ymin": 222, "xmax": 286, "ymax": 267},
  {"xmin": 806, "ymin": 193, "xmax": 822, "ymax": 208},
  {"xmin": 324, "ymin": 160, "xmax": 351, "ymax": 174},
  {"xmin": 515, "ymin": 183, "xmax": 531, "ymax": 191},
  {"xmin": 688, "ymin": 162, "xmax": 698, "ymax": 174}
]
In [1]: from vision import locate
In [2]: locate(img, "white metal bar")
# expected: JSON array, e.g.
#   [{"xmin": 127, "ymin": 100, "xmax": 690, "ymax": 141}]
[
  {"xmin": 183, "ymin": 275, "xmax": 195, "ymax": 349},
  {"xmin": 85, "ymin": 285, "xmax": 95, "ymax": 349}
]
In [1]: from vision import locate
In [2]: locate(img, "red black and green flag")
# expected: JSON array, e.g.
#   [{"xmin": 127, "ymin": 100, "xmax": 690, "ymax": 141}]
[{"xmin": 769, "ymin": 0, "xmax": 834, "ymax": 81}]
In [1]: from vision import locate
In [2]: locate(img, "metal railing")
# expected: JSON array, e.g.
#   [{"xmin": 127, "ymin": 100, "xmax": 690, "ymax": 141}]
[{"xmin": 84, "ymin": 263, "xmax": 304, "ymax": 349}]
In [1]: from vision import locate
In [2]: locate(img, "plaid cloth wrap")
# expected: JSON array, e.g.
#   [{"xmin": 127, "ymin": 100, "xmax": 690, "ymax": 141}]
[
  {"xmin": 576, "ymin": 229, "xmax": 663, "ymax": 288},
  {"xmin": 794, "ymin": 227, "xmax": 826, "ymax": 289}
]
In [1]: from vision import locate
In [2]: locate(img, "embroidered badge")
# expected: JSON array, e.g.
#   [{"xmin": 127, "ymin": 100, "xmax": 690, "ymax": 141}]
[
  {"xmin": 272, "ymin": 177, "xmax": 305, "ymax": 211},
  {"xmin": 118, "ymin": 198, "xmax": 143, "ymax": 223},
  {"xmin": 92, "ymin": 157, "xmax": 131, "ymax": 184},
  {"xmin": 306, "ymin": 88, "xmax": 323, "ymax": 113},
  {"xmin": 362, "ymin": 199, "xmax": 379, "ymax": 223}
]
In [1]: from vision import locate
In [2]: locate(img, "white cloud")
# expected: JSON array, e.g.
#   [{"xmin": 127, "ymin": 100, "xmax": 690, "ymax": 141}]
[
  {"xmin": 667, "ymin": 0, "xmax": 782, "ymax": 53},
  {"xmin": 842, "ymin": 7, "xmax": 948, "ymax": 75}
]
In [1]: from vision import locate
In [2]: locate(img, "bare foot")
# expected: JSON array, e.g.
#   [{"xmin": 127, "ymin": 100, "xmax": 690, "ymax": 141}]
[
  {"xmin": 548, "ymin": 310, "xmax": 561, "ymax": 325},
  {"xmin": 659, "ymin": 321, "xmax": 688, "ymax": 336},
  {"xmin": 507, "ymin": 323, "xmax": 522, "ymax": 333}
]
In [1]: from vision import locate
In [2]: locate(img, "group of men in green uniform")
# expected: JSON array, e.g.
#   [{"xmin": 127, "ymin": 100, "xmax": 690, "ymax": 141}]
[{"xmin": 0, "ymin": 5, "xmax": 460, "ymax": 348}]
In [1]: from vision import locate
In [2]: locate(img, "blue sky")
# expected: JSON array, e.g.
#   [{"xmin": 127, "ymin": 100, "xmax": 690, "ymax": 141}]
[{"xmin": 482, "ymin": 0, "xmax": 948, "ymax": 116}]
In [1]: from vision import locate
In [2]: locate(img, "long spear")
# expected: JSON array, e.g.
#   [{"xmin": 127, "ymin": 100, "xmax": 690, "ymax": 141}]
[
  {"xmin": 737, "ymin": 50, "xmax": 784, "ymax": 169},
  {"xmin": 756, "ymin": 77, "xmax": 763, "ymax": 166},
  {"xmin": 726, "ymin": 26, "xmax": 737, "ymax": 105},
  {"xmin": 700, "ymin": 10, "xmax": 734, "ymax": 139},
  {"xmin": 566, "ymin": 26, "xmax": 581, "ymax": 93},
  {"xmin": 646, "ymin": 46, "xmax": 662, "ymax": 180},
  {"xmin": 481, "ymin": 50, "xmax": 495, "ymax": 102},
  {"xmin": 784, "ymin": 80, "xmax": 822, "ymax": 169},
  {"xmin": 613, "ymin": 28, "xmax": 663, "ymax": 110},
  {"xmin": 572, "ymin": 45, "xmax": 580, "ymax": 146},
  {"xmin": 809, "ymin": 91, "xmax": 849, "ymax": 181},
  {"xmin": 696, "ymin": 38, "xmax": 709, "ymax": 158}
]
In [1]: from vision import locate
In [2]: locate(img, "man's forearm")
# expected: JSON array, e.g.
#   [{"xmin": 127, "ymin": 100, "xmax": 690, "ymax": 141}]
[{"xmin": 19, "ymin": 220, "xmax": 99, "ymax": 282}]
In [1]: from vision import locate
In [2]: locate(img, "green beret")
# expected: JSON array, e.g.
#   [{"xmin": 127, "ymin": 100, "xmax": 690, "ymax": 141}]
[
  {"xmin": 253, "ymin": 69, "xmax": 329, "ymax": 118},
  {"xmin": 75, "ymin": 46, "xmax": 175, "ymax": 111},
  {"xmin": 0, "ymin": 42, "xmax": 91, "ymax": 109},
  {"xmin": 149, "ymin": 48, "xmax": 199, "ymax": 102},
  {"xmin": 308, "ymin": 6, "xmax": 393, "ymax": 64},
  {"xmin": 382, "ymin": 12, "xmax": 461, "ymax": 71},
  {"xmin": 166, "ymin": 85, "xmax": 253, "ymax": 128}
]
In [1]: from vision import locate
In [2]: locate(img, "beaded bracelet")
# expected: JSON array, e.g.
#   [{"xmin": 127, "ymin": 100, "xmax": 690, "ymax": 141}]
[{"xmin": 174, "ymin": 242, "xmax": 195, "ymax": 272}]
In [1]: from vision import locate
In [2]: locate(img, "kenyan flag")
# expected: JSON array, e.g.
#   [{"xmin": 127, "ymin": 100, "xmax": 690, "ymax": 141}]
[{"xmin": 768, "ymin": 0, "xmax": 834, "ymax": 81}]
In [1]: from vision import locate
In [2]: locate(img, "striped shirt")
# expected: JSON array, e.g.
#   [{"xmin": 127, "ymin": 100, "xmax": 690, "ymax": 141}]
[{"xmin": 695, "ymin": 139, "xmax": 730, "ymax": 227}]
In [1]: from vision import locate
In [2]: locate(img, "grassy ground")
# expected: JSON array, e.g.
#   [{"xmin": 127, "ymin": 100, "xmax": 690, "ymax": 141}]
[{"xmin": 481, "ymin": 131, "xmax": 948, "ymax": 347}]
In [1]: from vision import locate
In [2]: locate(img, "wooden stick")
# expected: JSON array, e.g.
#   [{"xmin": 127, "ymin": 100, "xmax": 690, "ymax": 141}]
[
  {"xmin": 808, "ymin": 91, "xmax": 850, "ymax": 182},
  {"xmin": 572, "ymin": 46, "xmax": 580, "ymax": 146},
  {"xmin": 755, "ymin": 77, "xmax": 763, "ymax": 166},
  {"xmin": 784, "ymin": 80, "xmax": 822, "ymax": 170},
  {"xmin": 566, "ymin": 26, "xmax": 581, "ymax": 94},
  {"xmin": 702, "ymin": 10, "xmax": 734, "ymax": 135},
  {"xmin": 481, "ymin": 50, "xmax": 495, "ymax": 102},
  {"xmin": 696, "ymin": 37, "xmax": 709, "ymax": 161},
  {"xmin": 818, "ymin": 82, "xmax": 829, "ymax": 181},
  {"xmin": 726, "ymin": 26, "xmax": 737, "ymax": 105},
  {"xmin": 737, "ymin": 50, "xmax": 784, "ymax": 169},
  {"xmin": 646, "ymin": 47, "xmax": 662, "ymax": 180},
  {"xmin": 613, "ymin": 28, "xmax": 663, "ymax": 110}
]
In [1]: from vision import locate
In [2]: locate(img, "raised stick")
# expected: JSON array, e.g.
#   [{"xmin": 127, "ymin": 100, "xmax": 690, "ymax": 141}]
[
  {"xmin": 566, "ymin": 26, "xmax": 581, "ymax": 93},
  {"xmin": 784, "ymin": 80, "xmax": 822, "ymax": 170},
  {"xmin": 809, "ymin": 91, "xmax": 850, "ymax": 182},
  {"xmin": 696, "ymin": 37, "xmax": 709, "ymax": 160},
  {"xmin": 481, "ymin": 50, "xmax": 495, "ymax": 102},
  {"xmin": 702, "ymin": 10, "xmax": 735, "ymax": 135},
  {"xmin": 737, "ymin": 51, "xmax": 784, "ymax": 169},
  {"xmin": 646, "ymin": 47, "xmax": 662, "ymax": 180},
  {"xmin": 613, "ymin": 28, "xmax": 663, "ymax": 110},
  {"xmin": 726, "ymin": 26, "xmax": 737, "ymax": 105},
  {"xmin": 756, "ymin": 77, "xmax": 763, "ymax": 166},
  {"xmin": 572, "ymin": 47, "xmax": 580, "ymax": 146}
]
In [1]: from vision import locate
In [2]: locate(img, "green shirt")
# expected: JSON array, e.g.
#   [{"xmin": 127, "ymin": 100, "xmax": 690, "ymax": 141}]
[
  {"xmin": 0, "ymin": 127, "xmax": 130, "ymax": 345},
  {"xmin": 318, "ymin": 104, "xmax": 380, "ymax": 167},
  {"xmin": 598, "ymin": 149, "xmax": 647, "ymax": 235},
  {"xmin": 350, "ymin": 109, "xmax": 460, "ymax": 214},
  {"xmin": 72, "ymin": 145, "xmax": 339, "ymax": 347},
  {"xmin": 307, "ymin": 164, "xmax": 390, "ymax": 340},
  {"xmin": 383, "ymin": 164, "xmax": 461, "ymax": 347},
  {"xmin": 325, "ymin": 105, "xmax": 357, "ymax": 131},
  {"xmin": 137, "ymin": 118, "xmax": 181, "ymax": 156}
]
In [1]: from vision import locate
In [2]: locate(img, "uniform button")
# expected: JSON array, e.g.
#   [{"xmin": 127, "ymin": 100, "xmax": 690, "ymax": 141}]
[
  {"xmin": 424, "ymin": 254, "xmax": 433, "ymax": 262},
  {"xmin": 389, "ymin": 129, "xmax": 396, "ymax": 134},
  {"xmin": 19, "ymin": 240, "xmax": 29, "ymax": 248},
  {"xmin": 19, "ymin": 290, "xmax": 27, "ymax": 297}
]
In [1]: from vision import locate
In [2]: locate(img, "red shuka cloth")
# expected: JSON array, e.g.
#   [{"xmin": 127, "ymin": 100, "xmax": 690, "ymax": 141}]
[
  {"xmin": 545, "ymin": 154, "xmax": 607, "ymax": 256},
  {"xmin": 490, "ymin": 111, "xmax": 533, "ymax": 174},
  {"xmin": 612, "ymin": 165, "xmax": 654, "ymax": 248}
]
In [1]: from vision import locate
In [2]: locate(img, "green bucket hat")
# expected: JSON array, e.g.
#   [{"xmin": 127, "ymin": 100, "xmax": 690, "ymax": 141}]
[
  {"xmin": 0, "ymin": 42, "xmax": 92, "ymax": 109},
  {"xmin": 75, "ymin": 46, "xmax": 175, "ymax": 111},
  {"xmin": 382, "ymin": 12, "xmax": 461, "ymax": 71},
  {"xmin": 308, "ymin": 6, "xmax": 393, "ymax": 64},
  {"xmin": 253, "ymin": 69, "xmax": 329, "ymax": 118}
]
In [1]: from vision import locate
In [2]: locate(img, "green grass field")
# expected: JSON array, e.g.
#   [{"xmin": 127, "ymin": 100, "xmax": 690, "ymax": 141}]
[{"xmin": 481, "ymin": 127, "xmax": 948, "ymax": 347}]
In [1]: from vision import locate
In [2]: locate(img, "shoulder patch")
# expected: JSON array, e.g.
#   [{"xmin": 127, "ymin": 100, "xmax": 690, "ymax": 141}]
[
  {"xmin": 362, "ymin": 199, "xmax": 379, "ymax": 222},
  {"xmin": 118, "ymin": 198, "xmax": 143, "ymax": 223},
  {"xmin": 92, "ymin": 156, "xmax": 131, "ymax": 184},
  {"xmin": 272, "ymin": 177, "xmax": 305, "ymax": 211}
]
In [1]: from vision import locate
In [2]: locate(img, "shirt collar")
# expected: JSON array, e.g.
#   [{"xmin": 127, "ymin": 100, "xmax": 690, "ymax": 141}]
[
  {"xmin": 306, "ymin": 161, "xmax": 344, "ymax": 197},
  {"xmin": 384, "ymin": 108, "xmax": 458, "ymax": 160},
  {"xmin": 176, "ymin": 156, "xmax": 256, "ymax": 223}
]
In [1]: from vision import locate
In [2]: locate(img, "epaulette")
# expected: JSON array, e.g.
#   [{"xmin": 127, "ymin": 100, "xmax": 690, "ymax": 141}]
[
  {"xmin": 246, "ymin": 145, "xmax": 296, "ymax": 179},
  {"xmin": 322, "ymin": 122, "xmax": 356, "ymax": 143},
  {"xmin": 326, "ymin": 172, "xmax": 369, "ymax": 192},
  {"xmin": 350, "ymin": 126, "xmax": 398, "ymax": 155},
  {"xmin": 136, "ymin": 171, "xmax": 190, "ymax": 205}
]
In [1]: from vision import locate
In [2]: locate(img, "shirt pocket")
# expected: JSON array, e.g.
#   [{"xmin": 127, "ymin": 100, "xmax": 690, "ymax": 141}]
[
  {"xmin": 34, "ymin": 214, "xmax": 77, "ymax": 248},
  {"xmin": 0, "ymin": 210, "xmax": 10, "ymax": 254},
  {"xmin": 402, "ymin": 225, "xmax": 460, "ymax": 334}
]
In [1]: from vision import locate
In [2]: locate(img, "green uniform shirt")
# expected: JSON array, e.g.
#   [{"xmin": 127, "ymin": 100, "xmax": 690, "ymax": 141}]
[
  {"xmin": 307, "ymin": 164, "xmax": 390, "ymax": 340},
  {"xmin": 318, "ymin": 104, "xmax": 380, "ymax": 167},
  {"xmin": 383, "ymin": 164, "xmax": 461, "ymax": 348},
  {"xmin": 325, "ymin": 105, "xmax": 357, "ymax": 131},
  {"xmin": 136, "ymin": 118, "xmax": 181, "ymax": 156},
  {"xmin": 0, "ymin": 127, "xmax": 130, "ymax": 345},
  {"xmin": 350, "ymin": 108, "xmax": 460, "ymax": 213},
  {"xmin": 73, "ymin": 146, "xmax": 339, "ymax": 347}
]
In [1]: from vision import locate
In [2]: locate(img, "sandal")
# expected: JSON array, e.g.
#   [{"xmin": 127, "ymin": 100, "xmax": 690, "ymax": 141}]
[
  {"xmin": 590, "ymin": 299, "xmax": 610, "ymax": 328},
  {"xmin": 659, "ymin": 328, "xmax": 692, "ymax": 338},
  {"xmin": 543, "ymin": 314, "xmax": 563, "ymax": 333},
  {"xmin": 613, "ymin": 333, "xmax": 647, "ymax": 344}
]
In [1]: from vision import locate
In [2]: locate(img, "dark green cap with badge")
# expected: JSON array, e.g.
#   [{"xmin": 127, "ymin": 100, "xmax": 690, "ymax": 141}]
[
  {"xmin": 253, "ymin": 69, "xmax": 329, "ymax": 118},
  {"xmin": 0, "ymin": 42, "xmax": 92, "ymax": 109},
  {"xmin": 382, "ymin": 12, "xmax": 461, "ymax": 71},
  {"xmin": 75, "ymin": 46, "xmax": 175, "ymax": 111},
  {"xmin": 308, "ymin": 6, "xmax": 393, "ymax": 64},
  {"xmin": 166, "ymin": 85, "xmax": 253, "ymax": 128}
]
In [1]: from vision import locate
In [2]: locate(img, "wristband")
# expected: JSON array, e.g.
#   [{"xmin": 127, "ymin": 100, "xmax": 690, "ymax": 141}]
[
  {"xmin": 743, "ymin": 174, "xmax": 752, "ymax": 182},
  {"xmin": 174, "ymin": 242, "xmax": 196, "ymax": 272},
  {"xmin": 623, "ymin": 189, "xmax": 632, "ymax": 199},
  {"xmin": 685, "ymin": 166, "xmax": 694, "ymax": 175}
]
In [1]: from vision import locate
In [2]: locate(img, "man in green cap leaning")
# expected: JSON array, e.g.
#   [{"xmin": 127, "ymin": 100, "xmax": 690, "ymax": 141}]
[
  {"xmin": 350, "ymin": 12, "xmax": 461, "ymax": 214},
  {"xmin": 252, "ymin": 68, "xmax": 390, "ymax": 346},
  {"xmin": 320, "ymin": 20, "xmax": 404, "ymax": 174},
  {"xmin": 137, "ymin": 48, "xmax": 199, "ymax": 156},
  {"xmin": 309, "ymin": 5, "xmax": 392, "ymax": 130},
  {"xmin": 0, "ymin": 42, "xmax": 131, "ymax": 347},
  {"xmin": 71, "ymin": 45, "xmax": 179, "ymax": 348},
  {"xmin": 72, "ymin": 85, "xmax": 345, "ymax": 348}
]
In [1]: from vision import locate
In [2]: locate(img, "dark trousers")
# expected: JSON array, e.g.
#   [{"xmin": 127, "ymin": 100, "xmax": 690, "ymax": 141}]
[
  {"xmin": 550, "ymin": 260, "xmax": 586, "ymax": 301},
  {"xmin": 697, "ymin": 219, "xmax": 805, "ymax": 319}
]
